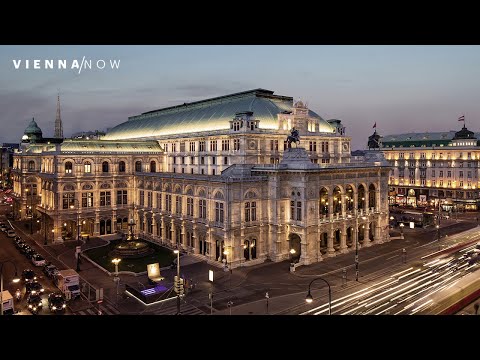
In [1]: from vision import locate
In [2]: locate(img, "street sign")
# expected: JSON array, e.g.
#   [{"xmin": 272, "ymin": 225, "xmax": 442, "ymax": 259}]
[{"xmin": 208, "ymin": 269, "xmax": 214, "ymax": 282}]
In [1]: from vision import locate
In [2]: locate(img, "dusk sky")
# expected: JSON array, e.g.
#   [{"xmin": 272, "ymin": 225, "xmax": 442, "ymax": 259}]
[{"xmin": 1, "ymin": 45, "xmax": 479, "ymax": 150}]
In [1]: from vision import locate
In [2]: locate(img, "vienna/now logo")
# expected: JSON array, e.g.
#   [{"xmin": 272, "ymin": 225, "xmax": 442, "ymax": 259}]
[{"xmin": 12, "ymin": 56, "xmax": 121, "ymax": 74}]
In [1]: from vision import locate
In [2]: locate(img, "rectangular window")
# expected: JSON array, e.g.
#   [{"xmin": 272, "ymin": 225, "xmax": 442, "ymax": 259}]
[
  {"xmin": 224, "ymin": 157, "xmax": 228, "ymax": 165},
  {"xmin": 201, "ymin": 157, "xmax": 205, "ymax": 165},
  {"xmin": 210, "ymin": 140, "xmax": 218, "ymax": 152},
  {"xmin": 270, "ymin": 140, "xmax": 278, "ymax": 151},
  {"xmin": 181, "ymin": 157, "xmax": 185, "ymax": 165},
  {"xmin": 84, "ymin": 163, "xmax": 91, "ymax": 173},
  {"xmin": 447, "ymin": 181, "xmax": 452, "ymax": 187},
  {"xmin": 410, "ymin": 152, "xmax": 414, "ymax": 159},
  {"xmin": 179, "ymin": 142, "xmax": 185, "ymax": 152},
  {"xmin": 190, "ymin": 142, "xmax": 196, "ymax": 152},
  {"xmin": 459, "ymin": 171, "xmax": 463, "ymax": 178},
  {"xmin": 467, "ymin": 162, "xmax": 471, "ymax": 168},
  {"xmin": 166, "ymin": 194, "xmax": 172, "ymax": 212},
  {"xmin": 187, "ymin": 197, "xmax": 193, "ymax": 216},
  {"xmin": 296, "ymin": 201, "xmax": 302, "ymax": 221},
  {"xmin": 460, "ymin": 181, "xmax": 463, "ymax": 187},
  {"xmin": 468, "ymin": 171, "xmax": 472, "ymax": 178},
  {"xmin": 100, "ymin": 191, "xmax": 111, "ymax": 207},
  {"xmin": 156, "ymin": 193, "xmax": 162, "ymax": 210},
  {"xmin": 410, "ymin": 170, "xmax": 415, "ymax": 176},
  {"xmin": 309, "ymin": 141, "xmax": 317, "ymax": 152},
  {"xmin": 190, "ymin": 156, "xmax": 194, "ymax": 164},
  {"xmin": 215, "ymin": 202, "xmax": 224, "ymax": 223},
  {"xmin": 439, "ymin": 171, "xmax": 443, "ymax": 177},
  {"xmin": 172, "ymin": 143, "xmax": 177, "ymax": 152},
  {"xmin": 222, "ymin": 140, "xmax": 230, "ymax": 151},
  {"xmin": 421, "ymin": 153, "xmax": 426, "ymax": 159},
  {"xmin": 212, "ymin": 169, "xmax": 216, "ymax": 176},
  {"xmin": 147, "ymin": 192, "xmax": 152, "ymax": 208},
  {"xmin": 117, "ymin": 190, "xmax": 127, "ymax": 205},
  {"xmin": 432, "ymin": 180, "xmax": 436, "ymax": 187},
  {"xmin": 176, "ymin": 196, "xmax": 182, "ymax": 214},
  {"xmin": 82, "ymin": 192, "xmax": 94, "ymax": 208},
  {"xmin": 421, "ymin": 179, "xmax": 426, "ymax": 185},
  {"xmin": 62, "ymin": 193, "xmax": 75, "ymax": 209},
  {"xmin": 233, "ymin": 139, "xmax": 240, "ymax": 151},
  {"xmin": 139, "ymin": 190, "xmax": 144, "ymax": 206},
  {"xmin": 199, "ymin": 199, "xmax": 206, "ymax": 219},
  {"xmin": 212, "ymin": 156, "xmax": 216, "ymax": 165},
  {"xmin": 440, "ymin": 180, "xmax": 443, "ymax": 186},
  {"xmin": 199, "ymin": 141, "xmax": 205, "ymax": 152},
  {"xmin": 399, "ymin": 153, "xmax": 404, "ymax": 159},
  {"xmin": 447, "ymin": 171, "xmax": 452, "ymax": 178}
]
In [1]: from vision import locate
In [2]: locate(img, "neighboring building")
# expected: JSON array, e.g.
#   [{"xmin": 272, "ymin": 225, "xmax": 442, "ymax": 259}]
[
  {"xmin": 1, "ymin": 143, "xmax": 20, "ymax": 188},
  {"xmin": 12, "ymin": 89, "xmax": 390, "ymax": 268},
  {"xmin": 371, "ymin": 124, "xmax": 480, "ymax": 211}
]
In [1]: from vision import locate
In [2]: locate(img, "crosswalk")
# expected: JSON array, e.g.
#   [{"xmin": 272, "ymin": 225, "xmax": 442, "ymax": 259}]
[
  {"xmin": 74, "ymin": 302, "xmax": 120, "ymax": 316},
  {"xmin": 150, "ymin": 302, "xmax": 206, "ymax": 315}
]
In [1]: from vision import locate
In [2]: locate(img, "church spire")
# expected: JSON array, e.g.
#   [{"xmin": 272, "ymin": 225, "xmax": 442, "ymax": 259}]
[{"xmin": 54, "ymin": 92, "xmax": 64, "ymax": 139}]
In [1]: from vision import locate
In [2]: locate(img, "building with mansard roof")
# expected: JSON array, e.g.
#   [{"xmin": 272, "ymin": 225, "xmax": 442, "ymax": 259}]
[
  {"xmin": 12, "ymin": 89, "xmax": 390, "ymax": 269},
  {"xmin": 370, "ymin": 124, "xmax": 480, "ymax": 211}
]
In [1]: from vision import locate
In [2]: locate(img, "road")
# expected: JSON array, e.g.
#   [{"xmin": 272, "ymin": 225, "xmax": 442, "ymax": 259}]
[{"xmin": 300, "ymin": 233, "xmax": 480, "ymax": 315}]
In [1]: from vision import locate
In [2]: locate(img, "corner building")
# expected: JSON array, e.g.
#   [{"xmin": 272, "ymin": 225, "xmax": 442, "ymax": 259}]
[{"xmin": 12, "ymin": 89, "xmax": 390, "ymax": 268}]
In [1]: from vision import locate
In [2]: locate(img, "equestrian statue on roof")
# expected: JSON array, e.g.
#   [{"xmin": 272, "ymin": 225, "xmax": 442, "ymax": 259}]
[{"xmin": 286, "ymin": 127, "xmax": 300, "ymax": 148}]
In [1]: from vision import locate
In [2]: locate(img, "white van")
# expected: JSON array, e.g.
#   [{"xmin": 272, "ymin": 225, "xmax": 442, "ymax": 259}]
[{"xmin": 1, "ymin": 290, "xmax": 14, "ymax": 315}]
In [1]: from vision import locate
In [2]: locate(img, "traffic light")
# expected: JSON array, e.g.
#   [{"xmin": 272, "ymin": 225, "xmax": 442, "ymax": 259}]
[
  {"xmin": 179, "ymin": 277, "xmax": 185, "ymax": 297},
  {"xmin": 174, "ymin": 276, "xmax": 180, "ymax": 294}
]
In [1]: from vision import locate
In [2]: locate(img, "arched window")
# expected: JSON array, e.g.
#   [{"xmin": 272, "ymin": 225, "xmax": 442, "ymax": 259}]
[
  {"xmin": 319, "ymin": 188, "xmax": 329, "ymax": 215},
  {"xmin": 84, "ymin": 162, "xmax": 92, "ymax": 173},
  {"xmin": 369, "ymin": 184, "xmax": 376, "ymax": 209},
  {"xmin": 150, "ymin": 161, "xmax": 156, "ymax": 173},
  {"xmin": 102, "ymin": 161, "xmax": 109, "ymax": 173},
  {"xmin": 119, "ymin": 161, "xmax": 126, "ymax": 173},
  {"xmin": 135, "ymin": 161, "xmax": 142, "ymax": 172},
  {"xmin": 65, "ymin": 161, "xmax": 73, "ymax": 174},
  {"xmin": 28, "ymin": 161, "xmax": 35, "ymax": 171}
]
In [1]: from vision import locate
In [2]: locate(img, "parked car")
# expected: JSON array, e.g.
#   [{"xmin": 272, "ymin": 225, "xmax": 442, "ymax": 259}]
[
  {"xmin": 14, "ymin": 239, "xmax": 25, "ymax": 249},
  {"xmin": 19, "ymin": 244, "xmax": 31, "ymax": 255},
  {"xmin": 21, "ymin": 269, "xmax": 37, "ymax": 283},
  {"xmin": 31, "ymin": 254, "xmax": 46, "ymax": 267},
  {"xmin": 26, "ymin": 293, "xmax": 43, "ymax": 314},
  {"xmin": 25, "ymin": 281, "xmax": 44, "ymax": 295},
  {"xmin": 0, "ymin": 224, "xmax": 7, "ymax": 232},
  {"xmin": 6, "ymin": 229, "xmax": 16, "ymax": 237},
  {"xmin": 47, "ymin": 293, "xmax": 67, "ymax": 313},
  {"xmin": 25, "ymin": 249, "xmax": 37, "ymax": 260}
]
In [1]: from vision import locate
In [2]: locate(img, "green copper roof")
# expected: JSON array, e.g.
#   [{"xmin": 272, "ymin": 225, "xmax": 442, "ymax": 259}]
[
  {"xmin": 103, "ymin": 89, "xmax": 334, "ymax": 140},
  {"xmin": 24, "ymin": 118, "xmax": 43, "ymax": 135}
]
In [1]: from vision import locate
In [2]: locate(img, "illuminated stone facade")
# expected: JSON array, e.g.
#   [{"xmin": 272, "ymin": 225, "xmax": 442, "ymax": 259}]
[
  {"xmin": 12, "ymin": 89, "xmax": 390, "ymax": 268},
  {"xmin": 378, "ymin": 125, "xmax": 480, "ymax": 211}
]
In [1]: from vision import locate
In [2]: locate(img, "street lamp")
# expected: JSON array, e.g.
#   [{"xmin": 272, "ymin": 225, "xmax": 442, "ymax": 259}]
[
  {"xmin": 1, "ymin": 260, "xmax": 20, "ymax": 316},
  {"xmin": 173, "ymin": 249, "xmax": 181, "ymax": 315},
  {"xmin": 436, "ymin": 224, "xmax": 440, "ymax": 242},
  {"xmin": 223, "ymin": 249, "xmax": 232, "ymax": 291},
  {"xmin": 26, "ymin": 185, "xmax": 34, "ymax": 234},
  {"xmin": 70, "ymin": 198, "xmax": 81, "ymax": 244},
  {"xmin": 112, "ymin": 258, "xmax": 121, "ymax": 297},
  {"xmin": 305, "ymin": 277, "xmax": 332, "ymax": 315},
  {"xmin": 399, "ymin": 223, "xmax": 405, "ymax": 239}
]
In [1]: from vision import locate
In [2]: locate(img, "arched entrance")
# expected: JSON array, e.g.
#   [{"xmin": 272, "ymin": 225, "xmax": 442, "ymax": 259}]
[
  {"xmin": 358, "ymin": 185, "xmax": 366, "ymax": 210},
  {"xmin": 358, "ymin": 224, "xmax": 365, "ymax": 243},
  {"xmin": 334, "ymin": 229, "xmax": 341, "ymax": 249},
  {"xmin": 369, "ymin": 184, "xmax": 376, "ymax": 210},
  {"xmin": 347, "ymin": 227, "xmax": 354, "ymax": 247},
  {"xmin": 289, "ymin": 233, "xmax": 301, "ymax": 262},
  {"xmin": 244, "ymin": 240, "xmax": 250, "ymax": 260},
  {"xmin": 198, "ymin": 234, "xmax": 207, "ymax": 255}
]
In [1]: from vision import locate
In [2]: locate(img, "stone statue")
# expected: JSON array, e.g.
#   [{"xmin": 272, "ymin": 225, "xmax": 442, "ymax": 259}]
[{"xmin": 286, "ymin": 127, "xmax": 300, "ymax": 148}]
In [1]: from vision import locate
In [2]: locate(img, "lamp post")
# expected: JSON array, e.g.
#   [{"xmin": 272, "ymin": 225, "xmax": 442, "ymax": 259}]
[
  {"xmin": 436, "ymin": 224, "xmax": 440, "ymax": 242},
  {"xmin": 399, "ymin": 222, "xmax": 405, "ymax": 239},
  {"xmin": 1, "ymin": 260, "xmax": 20, "ymax": 316},
  {"xmin": 173, "ymin": 249, "xmax": 181, "ymax": 315},
  {"xmin": 223, "ymin": 249, "xmax": 232, "ymax": 290},
  {"xmin": 43, "ymin": 211, "xmax": 48, "ymax": 245},
  {"xmin": 305, "ymin": 277, "xmax": 332, "ymax": 315},
  {"xmin": 26, "ymin": 185, "xmax": 34, "ymax": 234},
  {"xmin": 355, "ymin": 230, "xmax": 359, "ymax": 282},
  {"xmin": 112, "ymin": 258, "xmax": 121, "ymax": 301}
]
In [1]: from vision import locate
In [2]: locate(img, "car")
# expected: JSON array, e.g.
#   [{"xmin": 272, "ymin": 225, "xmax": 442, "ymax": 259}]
[
  {"xmin": 43, "ymin": 264, "xmax": 59, "ymax": 279},
  {"xmin": 25, "ymin": 249, "xmax": 37, "ymax": 260},
  {"xmin": 22, "ymin": 269, "xmax": 37, "ymax": 283},
  {"xmin": 47, "ymin": 293, "xmax": 67, "ymax": 313},
  {"xmin": 19, "ymin": 244, "xmax": 31, "ymax": 254},
  {"xmin": 31, "ymin": 254, "xmax": 46, "ymax": 267},
  {"xmin": 6, "ymin": 229, "xmax": 16, "ymax": 237},
  {"xmin": 26, "ymin": 293, "xmax": 43, "ymax": 314},
  {"xmin": 25, "ymin": 281, "xmax": 45, "ymax": 295},
  {"xmin": 14, "ymin": 239, "xmax": 25, "ymax": 249},
  {"xmin": 0, "ymin": 224, "xmax": 7, "ymax": 232}
]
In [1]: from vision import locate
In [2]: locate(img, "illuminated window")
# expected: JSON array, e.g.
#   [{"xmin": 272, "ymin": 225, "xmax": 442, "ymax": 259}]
[
  {"xmin": 65, "ymin": 161, "xmax": 73, "ymax": 174},
  {"xmin": 84, "ymin": 162, "xmax": 91, "ymax": 173}
]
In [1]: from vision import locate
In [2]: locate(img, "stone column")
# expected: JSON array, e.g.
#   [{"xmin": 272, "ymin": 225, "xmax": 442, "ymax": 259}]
[
  {"xmin": 374, "ymin": 218, "xmax": 383, "ymax": 243},
  {"xmin": 363, "ymin": 222, "xmax": 371, "ymax": 247},
  {"xmin": 328, "ymin": 195, "xmax": 334, "ymax": 221}
]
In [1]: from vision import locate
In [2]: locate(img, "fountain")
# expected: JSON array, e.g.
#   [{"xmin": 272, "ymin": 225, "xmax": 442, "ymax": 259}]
[{"xmin": 109, "ymin": 218, "xmax": 154, "ymax": 258}]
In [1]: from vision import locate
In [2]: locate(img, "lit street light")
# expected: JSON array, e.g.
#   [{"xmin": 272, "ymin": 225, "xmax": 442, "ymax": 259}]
[
  {"xmin": 305, "ymin": 277, "xmax": 332, "ymax": 315},
  {"xmin": 399, "ymin": 223, "xmax": 405, "ymax": 239},
  {"xmin": 436, "ymin": 224, "xmax": 440, "ymax": 242},
  {"xmin": 173, "ymin": 249, "xmax": 181, "ymax": 315},
  {"xmin": 112, "ymin": 258, "xmax": 121, "ymax": 301},
  {"xmin": 1, "ymin": 260, "xmax": 20, "ymax": 316}
]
